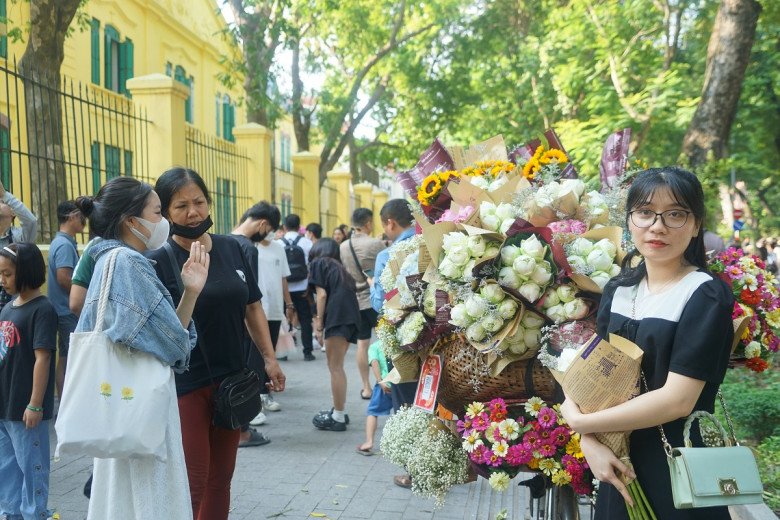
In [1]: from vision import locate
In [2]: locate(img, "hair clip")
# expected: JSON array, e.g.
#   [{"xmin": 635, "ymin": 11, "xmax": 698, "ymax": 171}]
[{"xmin": 2, "ymin": 246, "xmax": 17, "ymax": 257}]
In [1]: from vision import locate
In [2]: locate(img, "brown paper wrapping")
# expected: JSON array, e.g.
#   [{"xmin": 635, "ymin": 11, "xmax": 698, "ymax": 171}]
[
  {"xmin": 527, "ymin": 190, "xmax": 581, "ymax": 227},
  {"xmin": 448, "ymin": 135, "xmax": 508, "ymax": 170}
]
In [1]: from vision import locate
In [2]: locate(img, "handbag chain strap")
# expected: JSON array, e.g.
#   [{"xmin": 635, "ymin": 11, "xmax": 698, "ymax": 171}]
[{"xmin": 632, "ymin": 285, "xmax": 739, "ymax": 459}]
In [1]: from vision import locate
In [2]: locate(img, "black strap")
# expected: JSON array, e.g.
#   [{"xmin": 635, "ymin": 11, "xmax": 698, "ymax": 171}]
[
  {"xmin": 162, "ymin": 241, "xmax": 216, "ymax": 385},
  {"xmin": 293, "ymin": 235, "xmax": 302, "ymax": 246},
  {"xmin": 281, "ymin": 237, "xmax": 290, "ymax": 246},
  {"xmin": 348, "ymin": 239, "xmax": 368, "ymax": 282}
]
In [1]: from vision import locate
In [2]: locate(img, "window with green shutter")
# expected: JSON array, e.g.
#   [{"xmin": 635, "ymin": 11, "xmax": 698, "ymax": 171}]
[
  {"xmin": 222, "ymin": 96, "xmax": 235, "ymax": 142},
  {"xmin": 124, "ymin": 150, "xmax": 133, "ymax": 176},
  {"xmin": 104, "ymin": 25, "xmax": 120, "ymax": 91},
  {"xmin": 215, "ymin": 94, "xmax": 221, "ymax": 138},
  {"xmin": 105, "ymin": 145, "xmax": 120, "ymax": 180},
  {"xmin": 1, "ymin": 0, "xmax": 9, "ymax": 59},
  {"xmin": 119, "ymin": 38, "xmax": 134, "ymax": 96},
  {"xmin": 0, "ymin": 126, "xmax": 10, "ymax": 188},
  {"xmin": 215, "ymin": 178, "xmax": 236, "ymax": 233},
  {"xmin": 90, "ymin": 19, "xmax": 101, "ymax": 84},
  {"xmin": 91, "ymin": 142, "xmax": 101, "ymax": 194}
]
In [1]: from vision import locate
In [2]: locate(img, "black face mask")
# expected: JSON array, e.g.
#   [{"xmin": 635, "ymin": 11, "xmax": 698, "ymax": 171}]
[
  {"xmin": 250, "ymin": 232, "xmax": 267, "ymax": 243},
  {"xmin": 170, "ymin": 215, "xmax": 213, "ymax": 239}
]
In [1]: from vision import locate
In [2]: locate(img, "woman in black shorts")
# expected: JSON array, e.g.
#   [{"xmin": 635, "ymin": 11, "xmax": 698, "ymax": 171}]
[{"xmin": 308, "ymin": 238, "xmax": 360, "ymax": 431}]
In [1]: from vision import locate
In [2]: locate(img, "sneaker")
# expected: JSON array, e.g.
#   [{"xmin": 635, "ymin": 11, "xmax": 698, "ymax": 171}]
[
  {"xmin": 304, "ymin": 353, "xmax": 316, "ymax": 361},
  {"xmin": 316, "ymin": 408, "xmax": 349, "ymax": 424},
  {"xmin": 239, "ymin": 428, "xmax": 271, "ymax": 447},
  {"xmin": 277, "ymin": 356, "xmax": 288, "ymax": 361},
  {"xmin": 261, "ymin": 394, "xmax": 281, "ymax": 412},
  {"xmin": 249, "ymin": 411, "xmax": 267, "ymax": 426},
  {"xmin": 320, "ymin": 345, "xmax": 327, "ymax": 352},
  {"xmin": 312, "ymin": 411, "xmax": 346, "ymax": 431}
]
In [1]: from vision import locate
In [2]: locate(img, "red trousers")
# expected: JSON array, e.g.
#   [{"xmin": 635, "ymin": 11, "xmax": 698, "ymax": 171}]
[{"xmin": 178, "ymin": 385, "xmax": 240, "ymax": 520}]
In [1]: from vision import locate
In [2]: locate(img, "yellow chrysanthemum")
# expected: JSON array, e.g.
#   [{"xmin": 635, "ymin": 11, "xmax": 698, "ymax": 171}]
[
  {"xmin": 551, "ymin": 469, "xmax": 573, "ymax": 486},
  {"xmin": 489, "ymin": 471, "xmax": 511, "ymax": 492},
  {"xmin": 121, "ymin": 387, "xmax": 134, "ymax": 400},
  {"xmin": 522, "ymin": 158, "xmax": 541, "ymax": 179},
  {"xmin": 100, "ymin": 382, "xmax": 112, "ymax": 397},
  {"xmin": 565, "ymin": 433, "xmax": 584, "ymax": 459},
  {"xmin": 539, "ymin": 149, "xmax": 568, "ymax": 165},
  {"xmin": 538, "ymin": 458, "xmax": 559, "ymax": 476},
  {"xmin": 527, "ymin": 457, "xmax": 540, "ymax": 469}
]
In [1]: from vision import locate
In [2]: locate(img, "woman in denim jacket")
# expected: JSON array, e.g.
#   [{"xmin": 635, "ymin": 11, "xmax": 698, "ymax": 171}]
[{"xmin": 72, "ymin": 177, "xmax": 209, "ymax": 520}]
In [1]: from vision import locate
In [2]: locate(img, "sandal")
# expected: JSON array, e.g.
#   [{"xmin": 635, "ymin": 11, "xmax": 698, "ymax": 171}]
[
  {"xmin": 360, "ymin": 389, "xmax": 372, "ymax": 400},
  {"xmin": 393, "ymin": 474, "xmax": 412, "ymax": 489},
  {"xmin": 356, "ymin": 446, "xmax": 374, "ymax": 456}
]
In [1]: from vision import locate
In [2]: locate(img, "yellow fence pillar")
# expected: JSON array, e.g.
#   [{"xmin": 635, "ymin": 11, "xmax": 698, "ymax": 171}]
[
  {"xmin": 326, "ymin": 170, "xmax": 352, "ymax": 229},
  {"xmin": 372, "ymin": 187, "xmax": 389, "ymax": 234},
  {"xmin": 127, "ymin": 74, "xmax": 188, "ymax": 179},
  {"xmin": 232, "ymin": 123, "xmax": 273, "ymax": 202},
  {"xmin": 292, "ymin": 151, "xmax": 321, "ymax": 225},
  {"xmin": 352, "ymin": 181, "xmax": 373, "ymax": 212}
]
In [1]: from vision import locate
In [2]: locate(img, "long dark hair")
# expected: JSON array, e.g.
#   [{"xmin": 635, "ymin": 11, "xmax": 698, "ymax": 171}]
[
  {"xmin": 75, "ymin": 177, "xmax": 153, "ymax": 239},
  {"xmin": 613, "ymin": 167, "xmax": 707, "ymax": 287},
  {"xmin": 309, "ymin": 237, "xmax": 356, "ymax": 291}
]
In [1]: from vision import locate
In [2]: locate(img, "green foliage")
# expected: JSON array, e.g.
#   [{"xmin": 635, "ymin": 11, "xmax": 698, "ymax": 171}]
[
  {"xmin": 718, "ymin": 369, "xmax": 780, "ymax": 443},
  {"xmin": 756, "ymin": 435, "xmax": 780, "ymax": 512}
]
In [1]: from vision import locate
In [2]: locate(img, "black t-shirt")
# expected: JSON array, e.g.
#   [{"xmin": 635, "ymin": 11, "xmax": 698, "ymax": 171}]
[
  {"xmin": 147, "ymin": 235, "xmax": 262, "ymax": 396},
  {"xmin": 230, "ymin": 234, "xmax": 260, "ymax": 284},
  {"xmin": 0, "ymin": 295, "xmax": 58, "ymax": 420},
  {"xmin": 308, "ymin": 257, "xmax": 360, "ymax": 330},
  {"xmin": 594, "ymin": 270, "xmax": 734, "ymax": 520}
]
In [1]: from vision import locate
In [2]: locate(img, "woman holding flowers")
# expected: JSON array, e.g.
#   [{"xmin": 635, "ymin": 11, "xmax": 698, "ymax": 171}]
[{"xmin": 560, "ymin": 167, "xmax": 734, "ymax": 519}]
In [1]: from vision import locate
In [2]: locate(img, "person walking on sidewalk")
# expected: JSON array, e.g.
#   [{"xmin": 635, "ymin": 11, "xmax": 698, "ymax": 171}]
[
  {"xmin": 309, "ymin": 238, "xmax": 360, "ymax": 432},
  {"xmin": 0, "ymin": 180, "xmax": 38, "ymax": 314},
  {"xmin": 356, "ymin": 340, "xmax": 393, "ymax": 456},
  {"xmin": 147, "ymin": 168, "xmax": 285, "ymax": 520},
  {"xmin": 278, "ymin": 214, "xmax": 315, "ymax": 361},
  {"xmin": 339, "ymin": 208, "xmax": 384, "ymax": 400}
]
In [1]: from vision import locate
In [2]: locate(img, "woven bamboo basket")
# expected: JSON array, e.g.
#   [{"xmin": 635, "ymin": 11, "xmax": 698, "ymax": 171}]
[
  {"xmin": 392, "ymin": 352, "xmax": 422, "ymax": 382},
  {"xmin": 435, "ymin": 334, "xmax": 558, "ymax": 415}
]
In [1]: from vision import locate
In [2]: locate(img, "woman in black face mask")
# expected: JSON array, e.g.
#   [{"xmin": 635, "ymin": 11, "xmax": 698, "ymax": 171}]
[{"xmin": 145, "ymin": 168, "xmax": 286, "ymax": 520}]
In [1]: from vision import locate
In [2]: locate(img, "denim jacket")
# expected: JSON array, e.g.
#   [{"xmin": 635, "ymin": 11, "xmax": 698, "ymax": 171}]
[{"xmin": 75, "ymin": 240, "xmax": 196, "ymax": 371}]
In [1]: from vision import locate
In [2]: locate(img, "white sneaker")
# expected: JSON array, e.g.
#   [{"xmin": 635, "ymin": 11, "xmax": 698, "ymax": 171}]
[
  {"xmin": 261, "ymin": 394, "xmax": 281, "ymax": 412},
  {"xmin": 249, "ymin": 411, "xmax": 267, "ymax": 426}
]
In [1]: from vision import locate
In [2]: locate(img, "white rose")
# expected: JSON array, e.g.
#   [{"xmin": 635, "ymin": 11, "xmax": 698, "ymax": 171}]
[
  {"xmin": 545, "ymin": 304, "xmax": 567, "ymax": 323},
  {"xmin": 520, "ymin": 235, "xmax": 545, "ymax": 260},
  {"xmin": 466, "ymin": 322, "xmax": 487, "ymax": 342},
  {"xmin": 465, "ymin": 295, "xmax": 488, "ymax": 318},
  {"xmin": 542, "ymin": 287, "xmax": 560, "ymax": 308},
  {"xmin": 488, "ymin": 176, "xmax": 508, "ymax": 192},
  {"xmin": 522, "ymin": 312, "xmax": 545, "ymax": 329},
  {"xmin": 584, "ymin": 190, "xmax": 606, "ymax": 206},
  {"xmin": 480, "ymin": 283, "xmax": 506, "ymax": 304},
  {"xmin": 467, "ymin": 235, "xmax": 487, "ymax": 258},
  {"xmin": 498, "ymin": 298, "xmax": 519, "ymax": 320},
  {"xmin": 496, "ymin": 203, "xmax": 516, "ymax": 222},
  {"xmin": 569, "ymin": 237, "xmax": 594, "ymax": 257},
  {"xmin": 589, "ymin": 271, "xmax": 611, "ymax": 290},
  {"xmin": 500, "ymin": 245, "xmax": 522, "ymax": 266},
  {"xmin": 513, "ymin": 255, "xmax": 536, "ymax": 278},
  {"xmin": 558, "ymin": 347, "xmax": 580, "ymax": 371},
  {"xmin": 471, "ymin": 176, "xmax": 490, "ymax": 190},
  {"xmin": 462, "ymin": 259, "xmax": 476, "ymax": 282},
  {"xmin": 586, "ymin": 249, "xmax": 613, "ymax": 272},
  {"xmin": 561, "ymin": 179, "xmax": 586, "ymax": 198},
  {"xmin": 518, "ymin": 282, "xmax": 542, "ymax": 302},
  {"xmin": 567, "ymin": 255, "xmax": 588, "ymax": 273},
  {"xmin": 508, "ymin": 341, "xmax": 529, "ymax": 356},
  {"xmin": 498, "ymin": 267, "xmax": 521, "ymax": 289},
  {"xmin": 609, "ymin": 263, "xmax": 622, "ymax": 278},
  {"xmin": 500, "ymin": 218, "xmax": 515, "ymax": 235},
  {"xmin": 447, "ymin": 245, "xmax": 471, "ymax": 267},
  {"xmin": 531, "ymin": 263, "xmax": 552, "ymax": 286},
  {"xmin": 439, "ymin": 258, "xmax": 463, "ymax": 279},
  {"xmin": 564, "ymin": 298, "xmax": 589, "ymax": 320},
  {"xmin": 483, "ymin": 315, "xmax": 505, "ymax": 333},
  {"xmin": 484, "ymin": 244, "xmax": 501, "ymax": 258},
  {"xmin": 745, "ymin": 341, "xmax": 762, "ymax": 358},
  {"xmin": 523, "ymin": 327, "xmax": 541, "ymax": 348},
  {"xmin": 556, "ymin": 285, "xmax": 577, "ymax": 303},
  {"xmin": 449, "ymin": 303, "xmax": 471, "ymax": 328},
  {"xmin": 479, "ymin": 200, "xmax": 497, "ymax": 219},
  {"xmin": 593, "ymin": 238, "xmax": 617, "ymax": 260},
  {"xmin": 481, "ymin": 213, "xmax": 501, "ymax": 232},
  {"xmin": 443, "ymin": 232, "xmax": 468, "ymax": 251}
]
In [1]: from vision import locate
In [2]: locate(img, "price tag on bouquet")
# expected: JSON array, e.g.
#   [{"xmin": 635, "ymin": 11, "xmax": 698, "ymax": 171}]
[{"xmin": 413, "ymin": 355, "xmax": 442, "ymax": 414}]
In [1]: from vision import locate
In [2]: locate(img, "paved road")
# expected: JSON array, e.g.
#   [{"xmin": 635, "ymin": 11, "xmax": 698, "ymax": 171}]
[{"xmin": 48, "ymin": 345, "xmax": 595, "ymax": 519}]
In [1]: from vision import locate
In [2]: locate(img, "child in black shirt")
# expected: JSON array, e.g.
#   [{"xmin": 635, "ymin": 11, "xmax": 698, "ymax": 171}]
[{"xmin": 0, "ymin": 243, "xmax": 58, "ymax": 520}]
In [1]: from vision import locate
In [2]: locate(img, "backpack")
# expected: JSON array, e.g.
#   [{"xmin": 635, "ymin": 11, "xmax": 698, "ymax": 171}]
[{"xmin": 282, "ymin": 236, "xmax": 308, "ymax": 282}]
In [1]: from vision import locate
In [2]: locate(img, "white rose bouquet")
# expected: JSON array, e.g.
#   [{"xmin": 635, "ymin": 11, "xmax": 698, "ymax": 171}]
[
  {"xmin": 496, "ymin": 234, "xmax": 554, "ymax": 303},
  {"xmin": 563, "ymin": 234, "xmax": 622, "ymax": 292},
  {"xmin": 479, "ymin": 201, "xmax": 520, "ymax": 234},
  {"xmin": 449, "ymin": 283, "xmax": 521, "ymax": 348},
  {"xmin": 397, "ymin": 311, "xmax": 429, "ymax": 349},
  {"xmin": 439, "ymin": 231, "xmax": 502, "ymax": 282}
]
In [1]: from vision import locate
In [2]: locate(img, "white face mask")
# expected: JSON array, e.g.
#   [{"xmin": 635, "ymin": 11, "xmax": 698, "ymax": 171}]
[{"xmin": 129, "ymin": 216, "xmax": 170, "ymax": 250}]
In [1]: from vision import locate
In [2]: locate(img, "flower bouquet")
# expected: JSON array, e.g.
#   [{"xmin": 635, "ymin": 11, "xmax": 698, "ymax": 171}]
[
  {"xmin": 458, "ymin": 397, "xmax": 593, "ymax": 495},
  {"xmin": 709, "ymin": 247, "xmax": 779, "ymax": 372}
]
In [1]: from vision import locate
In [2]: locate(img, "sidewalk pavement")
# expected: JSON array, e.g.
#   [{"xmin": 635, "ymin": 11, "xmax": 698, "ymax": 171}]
[{"xmin": 48, "ymin": 345, "xmax": 595, "ymax": 519}]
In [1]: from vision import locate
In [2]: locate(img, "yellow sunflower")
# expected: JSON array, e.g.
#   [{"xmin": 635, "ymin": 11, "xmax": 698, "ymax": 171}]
[
  {"xmin": 539, "ymin": 148, "xmax": 568, "ymax": 165},
  {"xmin": 522, "ymin": 157, "xmax": 541, "ymax": 179},
  {"xmin": 417, "ymin": 174, "xmax": 443, "ymax": 206},
  {"xmin": 532, "ymin": 145, "xmax": 545, "ymax": 161}
]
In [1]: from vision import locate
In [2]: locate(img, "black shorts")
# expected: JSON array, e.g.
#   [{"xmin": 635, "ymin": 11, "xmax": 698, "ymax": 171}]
[
  {"xmin": 324, "ymin": 324, "xmax": 358, "ymax": 344},
  {"xmin": 356, "ymin": 308, "xmax": 378, "ymax": 340}
]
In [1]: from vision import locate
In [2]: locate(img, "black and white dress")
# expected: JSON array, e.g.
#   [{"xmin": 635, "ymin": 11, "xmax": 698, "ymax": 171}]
[{"xmin": 594, "ymin": 269, "xmax": 734, "ymax": 520}]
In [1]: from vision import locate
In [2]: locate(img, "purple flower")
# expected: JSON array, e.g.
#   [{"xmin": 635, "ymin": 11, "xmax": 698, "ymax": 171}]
[{"xmin": 537, "ymin": 407, "xmax": 558, "ymax": 429}]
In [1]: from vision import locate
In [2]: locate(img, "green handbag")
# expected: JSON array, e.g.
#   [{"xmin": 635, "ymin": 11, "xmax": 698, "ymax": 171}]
[{"xmin": 662, "ymin": 402, "xmax": 764, "ymax": 509}]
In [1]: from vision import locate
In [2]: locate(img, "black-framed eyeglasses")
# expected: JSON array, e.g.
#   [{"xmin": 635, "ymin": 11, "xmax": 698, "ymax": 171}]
[{"xmin": 629, "ymin": 209, "xmax": 691, "ymax": 229}]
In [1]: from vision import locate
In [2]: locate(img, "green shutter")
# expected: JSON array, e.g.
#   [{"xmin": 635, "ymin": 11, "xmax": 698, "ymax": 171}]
[
  {"xmin": 184, "ymin": 77, "xmax": 192, "ymax": 123},
  {"xmin": 90, "ymin": 19, "xmax": 100, "ymax": 84},
  {"xmin": 0, "ymin": 0, "xmax": 7, "ymax": 59},
  {"xmin": 105, "ymin": 145, "xmax": 120, "ymax": 180},
  {"xmin": 215, "ymin": 95, "xmax": 221, "ymax": 137},
  {"xmin": 223, "ymin": 103, "xmax": 235, "ymax": 142},
  {"xmin": 119, "ymin": 38, "xmax": 133, "ymax": 96},
  {"xmin": 104, "ymin": 25, "xmax": 119, "ymax": 90},
  {"xmin": 0, "ymin": 127, "xmax": 10, "ymax": 188},
  {"xmin": 91, "ymin": 142, "xmax": 101, "ymax": 194},
  {"xmin": 124, "ymin": 150, "xmax": 133, "ymax": 176}
]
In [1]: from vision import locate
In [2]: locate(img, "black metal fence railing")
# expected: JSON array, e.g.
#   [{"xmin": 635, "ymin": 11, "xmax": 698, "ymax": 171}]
[
  {"xmin": 0, "ymin": 58, "xmax": 150, "ymax": 243},
  {"xmin": 184, "ymin": 125, "xmax": 252, "ymax": 235}
]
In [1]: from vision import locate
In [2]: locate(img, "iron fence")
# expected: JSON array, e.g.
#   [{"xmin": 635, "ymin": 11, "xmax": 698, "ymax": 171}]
[
  {"xmin": 185, "ymin": 125, "xmax": 252, "ymax": 234},
  {"xmin": 0, "ymin": 58, "xmax": 150, "ymax": 243}
]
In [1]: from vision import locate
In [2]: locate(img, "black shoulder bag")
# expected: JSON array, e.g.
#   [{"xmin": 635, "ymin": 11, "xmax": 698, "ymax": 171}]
[
  {"xmin": 348, "ymin": 239, "xmax": 369, "ymax": 286},
  {"xmin": 162, "ymin": 242, "xmax": 262, "ymax": 430}
]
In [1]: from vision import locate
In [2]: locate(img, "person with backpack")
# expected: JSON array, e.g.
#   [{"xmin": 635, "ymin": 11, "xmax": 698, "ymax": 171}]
[{"xmin": 277, "ymin": 214, "xmax": 316, "ymax": 361}]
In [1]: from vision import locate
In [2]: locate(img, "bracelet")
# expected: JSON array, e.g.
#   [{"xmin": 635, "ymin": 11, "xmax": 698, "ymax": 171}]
[
  {"xmin": 26, "ymin": 404, "xmax": 43, "ymax": 412},
  {"xmin": 285, "ymin": 304, "xmax": 295, "ymax": 310}
]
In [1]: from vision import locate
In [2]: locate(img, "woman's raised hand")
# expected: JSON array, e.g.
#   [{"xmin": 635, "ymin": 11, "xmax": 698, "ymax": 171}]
[{"xmin": 181, "ymin": 241, "xmax": 209, "ymax": 295}]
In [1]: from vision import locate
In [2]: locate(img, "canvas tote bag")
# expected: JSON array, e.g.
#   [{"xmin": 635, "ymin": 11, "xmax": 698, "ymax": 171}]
[{"xmin": 55, "ymin": 248, "xmax": 171, "ymax": 461}]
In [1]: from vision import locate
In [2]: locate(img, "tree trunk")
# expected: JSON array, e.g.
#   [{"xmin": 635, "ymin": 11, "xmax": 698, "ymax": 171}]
[
  {"xmin": 18, "ymin": 0, "xmax": 80, "ymax": 241},
  {"xmin": 681, "ymin": 0, "xmax": 761, "ymax": 168},
  {"xmin": 291, "ymin": 38, "xmax": 311, "ymax": 151}
]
